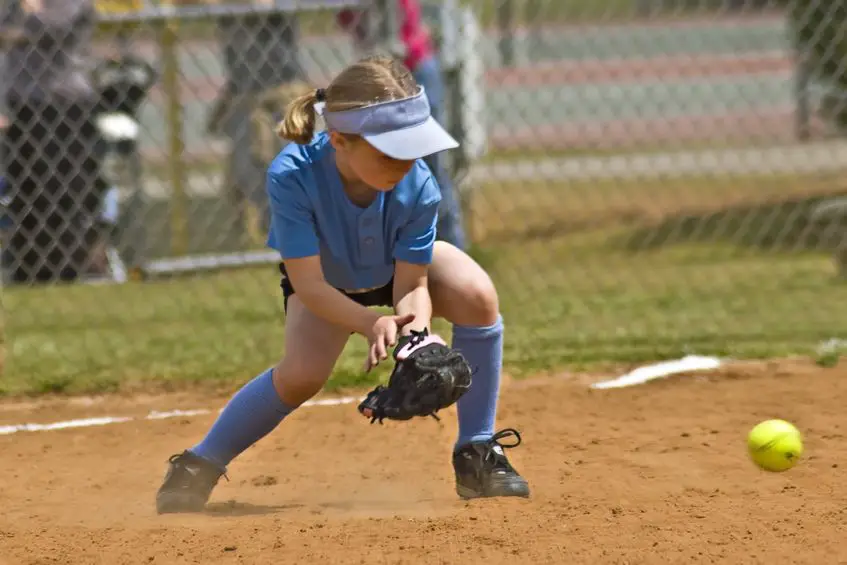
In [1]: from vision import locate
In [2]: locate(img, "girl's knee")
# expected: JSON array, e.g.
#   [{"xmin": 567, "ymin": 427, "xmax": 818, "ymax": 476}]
[
  {"xmin": 446, "ymin": 277, "xmax": 500, "ymax": 327},
  {"xmin": 468, "ymin": 278, "xmax": 500, "ymax": 325},
  {"xmin": 272, "ymin": 359, "xmax": 329, "ymax": 407},
  {"xmin": 431, "ymin": 243, "xmax": 500, "ymax": 326}
]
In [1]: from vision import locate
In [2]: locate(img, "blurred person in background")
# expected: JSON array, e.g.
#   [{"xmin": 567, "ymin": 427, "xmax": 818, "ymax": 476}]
[
  {"xmin": 337, "ymin": 0, "xmax": 467, "ymax": 251},
  {"xmin": 207, "ymin": 8, "xmax": 312, "ymax": 246},
  {"xmin": 0, "ymin": 0, "xmax": 106, "ymax": 284}
]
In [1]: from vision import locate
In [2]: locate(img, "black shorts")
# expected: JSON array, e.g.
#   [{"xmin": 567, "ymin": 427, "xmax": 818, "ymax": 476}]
[{"xmin": 279, "ymin": 262, "xmax": 393, "ymax": 314}]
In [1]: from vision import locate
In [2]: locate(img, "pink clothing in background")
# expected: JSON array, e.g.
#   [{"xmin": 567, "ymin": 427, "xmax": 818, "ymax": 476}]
[{"xmin": 337, "ymin": 0, "xmax": 435, "ymax": 72}]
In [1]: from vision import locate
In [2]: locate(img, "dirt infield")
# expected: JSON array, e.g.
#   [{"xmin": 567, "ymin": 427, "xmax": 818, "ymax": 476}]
[{"xmin": 0, "ymin": 358, "xmax": 845, "ymax": 564}]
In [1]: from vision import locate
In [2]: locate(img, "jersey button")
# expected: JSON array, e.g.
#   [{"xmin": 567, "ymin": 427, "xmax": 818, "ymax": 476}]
[{"xmin": 364, "ymin": 237, "xmax": 375, "ymax": 246}]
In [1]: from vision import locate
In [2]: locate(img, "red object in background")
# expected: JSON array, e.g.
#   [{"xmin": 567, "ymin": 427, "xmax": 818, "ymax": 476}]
[{"xmin": 337, "ymin": 0, "xmax": 434, "ymax": 72}]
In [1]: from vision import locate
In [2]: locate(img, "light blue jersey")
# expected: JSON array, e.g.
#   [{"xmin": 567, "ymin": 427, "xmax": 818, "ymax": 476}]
[{"xmin": 266, "ymin": 132, "xmax": 442, "ymax": 291}]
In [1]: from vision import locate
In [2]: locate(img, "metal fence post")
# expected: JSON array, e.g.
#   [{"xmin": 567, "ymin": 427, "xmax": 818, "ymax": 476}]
[
  {"xmin": 159, "ymin": 6, "xmax": 188, "ymax": 257},
  {"xmin": 370, "ymin": 0, "xmax": 403, "ymax": 58},
  {"xmin": 790, "ymin": 3, "xmax": 812, "ymax": 142},
  {"xmin": 498, "ymin": 0, "xmax": 515, "ymax": 66}
]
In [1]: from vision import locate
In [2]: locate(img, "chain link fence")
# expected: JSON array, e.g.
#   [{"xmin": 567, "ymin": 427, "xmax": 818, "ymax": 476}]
[{"xmin": 2, "ymin": 0, "xmax": 846, "ymax": 394}]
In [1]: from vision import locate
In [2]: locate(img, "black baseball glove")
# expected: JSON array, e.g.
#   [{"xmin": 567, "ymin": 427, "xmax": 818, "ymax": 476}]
[{"xmin": 358, "ymin": 329, "xmax": 473, "ymax": 424}]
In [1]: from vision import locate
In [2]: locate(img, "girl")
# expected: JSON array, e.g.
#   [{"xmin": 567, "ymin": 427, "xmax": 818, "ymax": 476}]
[{"xmin": 155, "ymin": 55, "xmax": 529, "ymax": 514}]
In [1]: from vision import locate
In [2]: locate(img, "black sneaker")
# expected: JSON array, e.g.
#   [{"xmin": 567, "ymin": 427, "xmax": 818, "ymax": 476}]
[
  {"xmin": 155, "ymin": 450, "xmax": 226, "ymax": 514},
  {"xmin": 452, "ymin": 428, "xmax": 530, "ymax": 500}
]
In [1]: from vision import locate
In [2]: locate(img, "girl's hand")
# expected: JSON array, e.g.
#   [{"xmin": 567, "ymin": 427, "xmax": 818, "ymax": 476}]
[{"xmin": 364, "ymin": 313, "xmax": 415, "ymax": 372}]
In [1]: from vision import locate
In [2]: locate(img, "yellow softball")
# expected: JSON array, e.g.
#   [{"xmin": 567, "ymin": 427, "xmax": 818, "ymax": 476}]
[{"xmin": 747, "ymin": 419, "xmax": 803, "ymax": 472}]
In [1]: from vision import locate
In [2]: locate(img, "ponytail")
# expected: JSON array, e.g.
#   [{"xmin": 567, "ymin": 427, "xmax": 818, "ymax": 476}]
[{"xmin": 276, "ymin": 89, "xmax": 321, "ymax": 145}]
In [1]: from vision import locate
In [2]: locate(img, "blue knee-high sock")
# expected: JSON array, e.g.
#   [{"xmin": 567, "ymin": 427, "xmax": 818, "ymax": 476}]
[
  {"xmin": 190, "ymin": 368, "xmax": 293, "ymax": 470},
  {"xmin": 453, "ymin": 315, "xmax": 504, "ymax": 449}
]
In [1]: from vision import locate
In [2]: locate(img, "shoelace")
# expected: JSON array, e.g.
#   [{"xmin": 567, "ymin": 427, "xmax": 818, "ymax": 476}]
[{"xmin": 480, "ymin": 428, "xmax": 523, "ymax": 472}]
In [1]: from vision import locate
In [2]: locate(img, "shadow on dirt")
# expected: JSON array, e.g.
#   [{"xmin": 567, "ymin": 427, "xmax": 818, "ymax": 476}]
[
  {"xmin": 619, "ymin": 192, "xmax": 847, "ymax": 253},
  {"xmin": 204, "ymin": 497, "xmax": 454, "ymax": 518},
  {"xmin": 204, "ymin": 500, "xmax": 301, "ymax": 517}
]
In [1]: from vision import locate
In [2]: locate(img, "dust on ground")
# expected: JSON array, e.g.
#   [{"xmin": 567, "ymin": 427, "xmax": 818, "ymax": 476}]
[{"xmin": 0, "ymin": 358, "xmax": 844, "ymax": 564}]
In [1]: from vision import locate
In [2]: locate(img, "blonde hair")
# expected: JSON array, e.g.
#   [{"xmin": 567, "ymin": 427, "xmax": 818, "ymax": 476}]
[{"xmin": 276, "ymin": 55, "xmax": 419, "ymax": 145}]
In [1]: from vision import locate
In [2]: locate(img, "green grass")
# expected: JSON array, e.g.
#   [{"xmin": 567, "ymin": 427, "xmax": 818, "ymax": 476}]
[
  {"xmin": 4, "ymin": 170, "xmax": 847, "ymax": 396},
  {"xmin": 480, "ymin": 139, "xmax": 807, "ymax": 164}
]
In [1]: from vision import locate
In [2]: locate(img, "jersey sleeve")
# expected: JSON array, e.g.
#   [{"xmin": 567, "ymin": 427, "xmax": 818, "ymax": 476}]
[
  {"xmin": 267, "ymin": 169, "xmax": 320, "ymax": 259},
  {"xmin": 394, "ymin": 175, "xmax": 441, "ymax": 265}
]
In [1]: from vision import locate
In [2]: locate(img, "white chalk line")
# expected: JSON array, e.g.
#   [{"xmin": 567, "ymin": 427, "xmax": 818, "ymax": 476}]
[
  {"xmin": 589, "ymin": 355, "xmax": 723, "ymax": 390},
  {"xmin": 0, "ymin": 356, "xmax": 724, "ymax": 437},
  {"xmin": 0, "ymin": 397, "xmax": 364, "ymax": 436}
]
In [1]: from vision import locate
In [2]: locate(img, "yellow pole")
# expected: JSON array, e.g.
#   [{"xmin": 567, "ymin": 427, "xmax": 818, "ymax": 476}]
[{"xmin": 159, "ymin": 7, "xmax": 188, "ymax": 256}]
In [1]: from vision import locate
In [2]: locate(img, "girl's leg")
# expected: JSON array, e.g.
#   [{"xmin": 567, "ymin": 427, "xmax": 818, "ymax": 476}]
[
  {"xmin": 428, "ymin": 241, "xmax": 529, "ymax": 499},
  {"xmin": 156, "ymin": 295, "xmax": 350, "ymax": 513},
  {"xmin": 190, "ymin": 295, "xmax": 350, "ymax": 466},
  {"xmin": 429, "ymin": 241, "xmax": 501, "ymax": 446}
]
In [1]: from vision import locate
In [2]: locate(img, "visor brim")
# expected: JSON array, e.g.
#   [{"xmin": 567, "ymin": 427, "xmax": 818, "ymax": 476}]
[{"xmin": 363, "ymin": 117, "xmax": 459, "ymax": 161}]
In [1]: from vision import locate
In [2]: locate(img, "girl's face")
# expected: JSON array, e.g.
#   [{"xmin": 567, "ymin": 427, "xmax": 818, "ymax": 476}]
[{"xmin": 330, "ymin": 132, "xmax": 416, "ymax": 191}]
